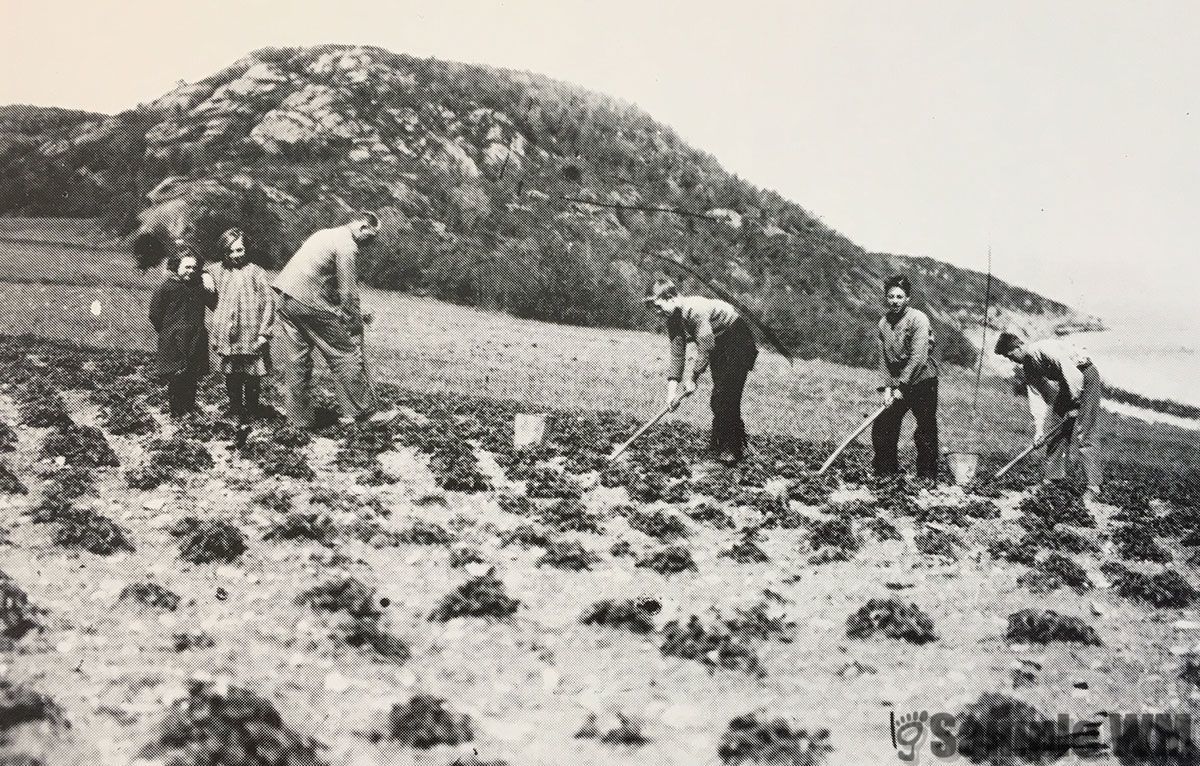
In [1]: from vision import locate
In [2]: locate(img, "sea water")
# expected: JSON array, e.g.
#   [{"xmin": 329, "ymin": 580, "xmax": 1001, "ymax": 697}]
[{"xmin": 1079, "ymin": 325, "xmax": 1199, "ymax": 408}]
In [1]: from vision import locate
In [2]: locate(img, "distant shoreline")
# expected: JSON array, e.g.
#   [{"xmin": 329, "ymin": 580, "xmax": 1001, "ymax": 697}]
[{"xmin": 1105, "ymin": 385, "xmax": 1200, "ymax": 421}]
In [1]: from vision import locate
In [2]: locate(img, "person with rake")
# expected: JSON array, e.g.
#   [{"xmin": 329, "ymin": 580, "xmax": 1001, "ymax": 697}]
[
  {"xmin": 272, "ymin": 211, "xmax": 398, "ymax": 430},
  {"xmin": 645, "ymin": 277, "xmax": 758, "ymax": 466},
  {"xmin": 871, "ymin": 275, "xmax": 941, "ymax": 484},
  {"xmin": 994, "ymin": 332, "xmax": 1104, "ymax": 502}
]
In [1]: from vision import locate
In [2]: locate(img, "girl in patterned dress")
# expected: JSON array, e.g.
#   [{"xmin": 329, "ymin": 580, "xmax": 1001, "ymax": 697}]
[{"xmin": 210, "ymin": 228, "xmax": 275, "ymax": 427}]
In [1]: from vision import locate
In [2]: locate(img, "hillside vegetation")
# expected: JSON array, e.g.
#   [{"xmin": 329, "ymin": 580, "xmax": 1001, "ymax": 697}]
[{"xmin": 0, "ymin": 45, "xmax": 1096, "ymax": 368}]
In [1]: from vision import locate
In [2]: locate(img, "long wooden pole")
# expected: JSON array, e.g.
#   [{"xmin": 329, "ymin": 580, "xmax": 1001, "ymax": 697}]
[
  {"xmin": 818, "ymin": 403, "xmax": 891, "ymax": 475},
  {"xmin": 991, "ymin": 418, "xmax": 1071, "ymax": 481},
  {"xmin": 607, "ymin": 393, "xmax": 691, "ymax": 462}
]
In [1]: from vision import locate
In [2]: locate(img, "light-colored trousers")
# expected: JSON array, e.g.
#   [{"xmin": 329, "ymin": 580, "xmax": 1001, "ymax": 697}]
[
  {"xmin": 1044, "ymin": 363, "xmax": 1104, "ymax": 487},
  {"xmin": 275, "ymin": 292, "xmax": 377, "ymax": 428}
]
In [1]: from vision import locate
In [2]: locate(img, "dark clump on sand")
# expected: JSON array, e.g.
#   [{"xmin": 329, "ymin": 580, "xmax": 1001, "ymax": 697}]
[
  {"xmin": 1113, "ymin": 524, "xmax": 1173, "ymax": 564},
  {"xmin": 378, "ymin": 694, "xmax": 474, "ymax": 749},
  {"xmin": 808, "ymin": 518, "xmax": 860, "ymax": 553},
  {"xmin": 264, "ymin": 513, "xmax": 336, "ymax": 546},
  {"xmin": 538, "ymin": 498, "xmax": 603, "ymax": 534},
  {"xmin": 430, "ymin": 572, "xmax": 520, "ymax": 621},
  {"xmin": 499, "ymin": 524, "xmax": 550, "ymax": 549},
  {"xmin": 955, "ymin": 693, "xmax": 1070, "ymax": 763},
  {"xmin": 53, "ymin": 509, "xmax": 135, "ymax": 555},
  {"xmin": 686, "ymin": 502, "xmax": 735, "ymax": 529},
  {"xmin": 0, "ymin": 461, "xmax": 26, "ymax": 495},
  {"xmin": 846, "ymin": 598, "xmax": 937, "ymax": 644},
  {"xmin": 1017, "ymin": 553, "xmax": 1093, "ymax": 595},
  {"xmin": 172, "ymin": 632, "xmax": 216, "ymax": 652},
  {"xmin": 915, "ymin": 527, "xmax": 962, "ymax": 559},
  {"xmin": 1006, "ymin": 609, "xmax": 1101, "ymax": 646},
  {"xmin": 722, "ymin": 536, "xmax": 772, "ymax": 564},
  {"xmin": 175, "ymin": 519, "xmax": 246, "ymax": 564},
  {"xmin": 147, "ymin": 435, "xmax": 214, "ymax": 474},
  {"xmin": 717, "ymin": 713, "xmax": 832, "ymax": 766},
  {"xmin": 636, "ymin": 544, "xmax": 698, "ymax": 575},
  {"xmin": 295, "ymin": 577, "xmax": 382, "ymax": 620},
  {"xmin": 1110, "ymin": 566, "xmax": 1198, "ymax": 609},
  {"xmin": 661, "ymin": 616, "xmax": 763, "ymax": 675},
  {"xmin": 140, "ymin": 680, "xmax": 328, "ymax": 766},
  {"xmin": 537, "ymin": 539, "xmax": 600, "ymax": 571},
  {"xmin": 989, "ymin": 537, "xmax": 1039, "ymax": 566},
  {"xmin": 863, "ymin": 517, "xmax": 902, "ymax": 542},
  {"xmin": 626, "ymin": 508, "xmax": 690, "ymax": 541},
  {"xmin": 119, "ymin": 582, "xmax": 181, "ymax": 612},
  {"xmin": 1019, "ymin": 480, "xmax": 1094, "ymax": 528},
  {"xmin": 0, "ymin": 571, "xmax": 43, "ymax": 641},
  {"xmin": 341, "ymin": 615, "xmax": 411, "ymax": 663},
  {"xmin": 41, "ymin": 421, "xmax": 120, "ymax": 469},
  {"xmin": 397, "ymin": 520, "xmax": 455, "ymax": 546},
  {"xmin": 101, "ymin": 398, "xmax": 157, "ymax": 436},
  {"xmin": 581, "ymin": 597, "xmax": 660, "ymax": 635}
]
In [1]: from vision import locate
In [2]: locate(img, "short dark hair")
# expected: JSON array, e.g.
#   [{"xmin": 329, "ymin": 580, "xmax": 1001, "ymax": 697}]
[
  {"xmin": 644, "ymin": 277, "xmax": 679, "ymax": 304},
  {"xmin": 353, "ymin": 210, "xmax": 380, "ymax": 228},
  {"xmin": 884, "ymin": 275, "xmax": 912, "ymax": 295},
  {"xmin": 994, "ymin": 332, "xmax": 1023, "ymax": 356}
]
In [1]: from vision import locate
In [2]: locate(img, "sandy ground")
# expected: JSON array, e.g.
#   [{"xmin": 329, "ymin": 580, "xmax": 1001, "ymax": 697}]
[{"xmin": 1, "ymin": 348, "xmax": 1199, "ymax": 766}]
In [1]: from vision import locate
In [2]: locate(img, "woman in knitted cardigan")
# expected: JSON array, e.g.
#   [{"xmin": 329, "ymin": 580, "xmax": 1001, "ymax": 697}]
[{"xmin": 210, "ymin": 228, "xmax": 275, "ymax": 426}]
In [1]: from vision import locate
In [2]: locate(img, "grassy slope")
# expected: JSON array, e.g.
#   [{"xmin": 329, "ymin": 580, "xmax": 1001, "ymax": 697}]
[{"xmin": 0, "ymin": 228, "xmax": 1196, "ymax": 472}]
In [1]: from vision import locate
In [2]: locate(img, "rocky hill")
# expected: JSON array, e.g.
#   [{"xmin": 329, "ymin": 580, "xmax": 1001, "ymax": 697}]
[{"xmin": 0, "ymin": 45, "xmax": 1098, "ymax": 368}]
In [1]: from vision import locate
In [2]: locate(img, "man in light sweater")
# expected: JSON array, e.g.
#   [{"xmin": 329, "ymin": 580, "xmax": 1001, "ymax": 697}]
[
  {"xmin": 645, "ymin": 278, "xmax": 758, "ymax": 465},
  {"xmin": 871, "ymin": 275, "xmax": 940, "ymax": 482},
  {"xmin": 995, "ymin": 332, "xmax": 1104, "ymax": 497},
  {"xmin": 273, "ymin": 211, "xmax": 397, "ymax": 429}
]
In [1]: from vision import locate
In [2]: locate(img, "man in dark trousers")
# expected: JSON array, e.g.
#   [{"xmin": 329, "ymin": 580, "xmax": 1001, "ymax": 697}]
[
  {"xmin": 273, "ymin": 211, "xmax": 397, "ymax": 429},
  {"xmin": 645, "ymin": 278, "xmax": 758, "ymax": 465},
  {"xmin": 871, "ymin": 275, "xmax": 940, "ymax": 482},
  {"xmin": 994, "ymin": 332, "xmax": 1104, "ymax": 501}
]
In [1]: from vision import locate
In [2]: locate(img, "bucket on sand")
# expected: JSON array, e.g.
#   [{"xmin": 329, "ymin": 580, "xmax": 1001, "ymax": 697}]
[
  {"xmin": 514, "ymin": 413, "xmax": 548, "ymax": 450},
  {"xmin": 946, "ymin": 452, "xmax": 980, "ymax": 486}
]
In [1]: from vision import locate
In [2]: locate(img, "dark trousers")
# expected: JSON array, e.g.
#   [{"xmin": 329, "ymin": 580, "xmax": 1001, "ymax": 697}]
[
  {"xmin": 225, "ymin": 373, "xmax": 261, "ymax": 424},
  {"xmin": 709, "ymin": 318, "xmax": 758, "ymax": 459},
  {"xmin": 872, "ymin": 377, "xmax": 939, "ymax": 479},
  {"xmin": 167, "ymin": 373, "xmax": 198, "ymax": 417}
]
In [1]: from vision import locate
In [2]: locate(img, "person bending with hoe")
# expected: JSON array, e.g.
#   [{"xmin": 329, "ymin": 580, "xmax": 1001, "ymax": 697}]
[
  {"xmin": 645, "ymin": 278, "xmax": 758, "ymax": 466},
  {"xmin": 994, "ymin": 332, "xmax": 1104, "ymax": 500},
  {"xmin": 871, "ymin": 275, "xmax": 940, "ymax": 482},
  {"xmin": 273, "ymin": 211, "xmax": 397, "ymax": 430}
]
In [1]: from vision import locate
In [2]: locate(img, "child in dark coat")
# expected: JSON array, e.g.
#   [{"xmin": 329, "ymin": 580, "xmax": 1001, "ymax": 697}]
[{"xmin": 148, "ymin": 252, "xmax": 218, "ymax": 417}]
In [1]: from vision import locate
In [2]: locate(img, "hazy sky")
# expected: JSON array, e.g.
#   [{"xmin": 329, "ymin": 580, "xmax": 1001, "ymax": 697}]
[{"xmin": 2, "ymin": 0, "xmax": 1196, "ymax": 330}]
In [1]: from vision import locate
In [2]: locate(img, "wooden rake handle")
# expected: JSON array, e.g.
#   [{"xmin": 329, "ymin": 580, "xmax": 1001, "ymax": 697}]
[
  {"xmin": 818, "ymin": 402, "xmax": 891, "ymax": 475},
  {"xmin": 608, "ymin": 392, "xmax": 692, "ymax": 462},
  {"xmin": 991, "ymin": 417, "xmax": 1073, "ymax": 481}
]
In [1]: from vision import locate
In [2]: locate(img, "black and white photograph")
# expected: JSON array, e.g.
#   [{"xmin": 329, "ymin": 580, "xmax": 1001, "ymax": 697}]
[{"xmin": 0, "ymin": 1, "xmax": 1198, "ymax": 763}]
